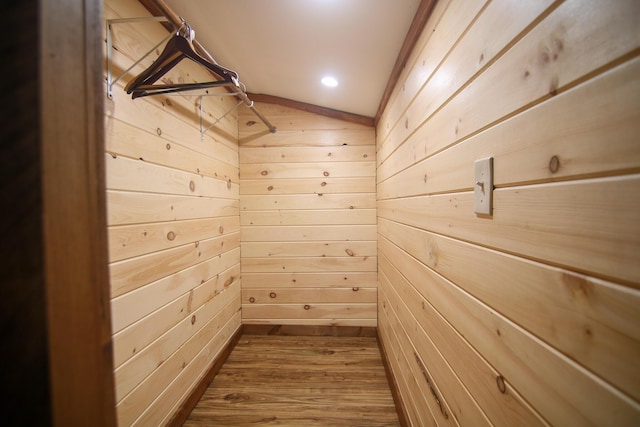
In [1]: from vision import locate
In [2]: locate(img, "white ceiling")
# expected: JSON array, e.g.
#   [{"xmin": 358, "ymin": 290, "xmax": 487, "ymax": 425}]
[{"xmin": 162, "ymin": 0, "xmax": 421, "ymax": 118}]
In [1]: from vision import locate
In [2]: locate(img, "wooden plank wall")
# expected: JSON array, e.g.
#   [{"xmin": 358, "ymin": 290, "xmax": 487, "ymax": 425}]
[
  {"xmin": 104, "ymin": 0, "xmax": 241, "ymax": 425},
  {"xmin": 376, "ymin": 0, "xmax": 640, "ymax": 426},
  {"xmin": 239, "ymin": 104, "xmax": 377, "ymax": 326}
]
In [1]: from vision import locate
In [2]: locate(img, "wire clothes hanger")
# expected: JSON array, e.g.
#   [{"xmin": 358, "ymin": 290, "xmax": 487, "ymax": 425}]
[{"xmin": 125, "ymin": 19, "xmax": 240, "ymax": 98}]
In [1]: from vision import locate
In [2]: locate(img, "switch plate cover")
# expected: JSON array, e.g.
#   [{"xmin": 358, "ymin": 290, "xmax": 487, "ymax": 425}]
[{"xmin": 474, "ymin": 157, "xmax": 493, "ymax": 215}]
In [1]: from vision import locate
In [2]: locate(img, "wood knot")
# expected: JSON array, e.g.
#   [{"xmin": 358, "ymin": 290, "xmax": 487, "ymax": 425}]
[
  {"xmin": 404, "ymin": 118, "xmax": 409, "ymax": 129},
  {"xmin": 246, "ymin": 120, "xmax": 256, "ymax": 126},
  {"xmin": 345, "ymin": 249, "xmax": 355, "ymax": 257},
  {"xmin": 190, "ymin": 315, "xmax": 196, "ymax": 325},
  {"xmin": 539, "ymin": 51, "xmax": 550, "ymax": 65},
  {"xmin": 227, "ymin": 179, "xmax": 232, "ymax": 189},
  {"xmin": 189, "ymin": 180, "xmax": 196, "ymax": 192},
  {"xmin": 352, "ymin": 287, "xmax": 359, "ymax": 292},
  {"xmin": 249, "ymin": 297, "xmax": 255, "ymax": 303},
  {"xmin": 165, "ymin": 143, "xmax": 171, "ymax": 150},
  {"xmin": 321, "ymin": 182, "xmax": 327, "ymax": 187},
  {"xmin": 562, "ymin": 272, "xmax": 593, "ymax": 300},
  {"xmin": 323, "ymin": 171, "xmax": 330, "ymax": 177},
  {"xmin": 496, "ymin": 375, "xmax": 506, "ymax": 394},
  {"xmin": 269, "ymin": 292, "xmax": 277, "ymax": 299},
  {"xmin": 584, "ymin": 325, "xmax": 593, "ymax": 338},
  {"xmin": 549, "ymin": 155, "xmax": 560, "ymax": 173},
  {"xmin": 261, "ymin": 170, "xmax": 269, "ymax": 176},
  {"xmin": 224, "ymin": 276, "xmax": 234, "ymax": 287},
  {"xmin": 303, "ymin": 304, "xmax": 311, "ymax": 310},
  {"xmin": 156, "ymin": 127, "xmax": 162, "ymax": 136},
  {"xmin": 219, "ymin": 225, "xmax": 224, "ymax": 234},
  {"xmin": 166, "ymin": 231, "xmax": 176, "ymax": 241},
  {"xmin": 267, "ymin": 185, "xmax": 274, "ymax": 191}
]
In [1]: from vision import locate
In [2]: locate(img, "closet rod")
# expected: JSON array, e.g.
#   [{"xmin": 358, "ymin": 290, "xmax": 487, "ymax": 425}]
[{"xmin": 148, "ymin": 0, "xmax": 277, "ymax": 133}]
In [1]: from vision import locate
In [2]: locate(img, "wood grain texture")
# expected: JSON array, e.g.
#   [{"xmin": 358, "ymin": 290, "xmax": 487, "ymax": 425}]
[
  {"xmin": 166, "ymin": 326, "xmax": 244, "ymax": 427},
  {"xmin": 105, "ymin": 0, "xmax": 241, "ymax": 424},
  {"xmin": 377, "ymin": 56, "xmax": 640, "ymax": 190},
  {"xmin": 184, "ymin": 335, "xmax": 400, "ymax": 426},
  {"xmin": 374, "ymin": 0, "xmax": 438, "ymax": 124},
  {"xmin": 376, "ymin": 0, "xmax": 640, "ymax": 425},
  {"xmin": 240, "ymin": 103, "xmax": 376, "ymax": 326},
  {"xmin": 41, "ymin": 0, "xmax": 117, "ymax": 424}
]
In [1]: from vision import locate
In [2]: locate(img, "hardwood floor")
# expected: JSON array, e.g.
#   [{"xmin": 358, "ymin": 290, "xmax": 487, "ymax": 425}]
[{"xmin": 184, "ymin": 334, "xmax": 401, "ymax": 426}]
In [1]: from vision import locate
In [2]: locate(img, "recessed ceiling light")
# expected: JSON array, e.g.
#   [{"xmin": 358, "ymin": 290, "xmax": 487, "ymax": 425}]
[{"xmin": 321, "ymin": 76, "xmax": 338, "ymax": 87}]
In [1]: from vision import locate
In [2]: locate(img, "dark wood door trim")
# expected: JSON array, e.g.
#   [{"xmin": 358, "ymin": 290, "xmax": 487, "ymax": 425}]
[{"xmin": 40, "ymin": 0, "xmax": 116, "ymax": 425}]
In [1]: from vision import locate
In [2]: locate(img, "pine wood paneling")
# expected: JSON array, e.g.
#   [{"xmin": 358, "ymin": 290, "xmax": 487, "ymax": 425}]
[
  {"xmin": 379, "ymin": 0, "xmax": 639, "ymax": 175},
  {"xmin": 241, "ymin": 256, "xmax": 376, "ymax": 273},
  {"xmin": 113, "ymin": 272, "xmax": 241, "ymax": 367},
  {"xmin": 376, "ymin": 0, "xmax": 485, "ymax": 150},
  {"xmin": 242, "ymin": 225, "xmax": 377, "ymax": 242},
  {"xmin": 240, "ymin": 177, "xmax": 375, "ymax": 195},
  {"xmin": 242, "ymin": 287, "xmax": 377, "ymax": 304},
  {"xmin": 106, "ymin": 154, "xmax": 238, "ymax": 198},
  {"xmin": 242, "ymin": 272, "xmax": 377, "ymax": 289},
  {"xmin": 114, "ymin": 281, "xmax": 241, "ymax": 401},
  {"xmin": 107, "ymin": 191, "xmax": 239, "ymax": 226},
  {"xmin": 240, "ymin": 104, "xmax": 376, "ymax": 326},
  {"xmin": 241, "ymin": 241, "xmax": 377, "ymax": 257},
  {"xmin": 241, "ymin": 161, "xmax": 375, "ymax": 179},
  {"xmin": 379, "ymin": 256, "xmax": 549, "ymax": 426},
  {"xmin": 241, "ymin": 193, "xmax": 376, "ymax": 211},
  {"xmin": 240, "ymin": 145, "xmax": 375, "ymax": 164},
  {"xmin": 107, "ymin": 119, "xmax": 239, "ymax": 183},
  {"xmin": 378, "ymin": 57, "xmax": 640, "ymax": 196},
  {"xmin": 379, "ymin": 218, "xmax": 640, "ymax": 401},
  {"xmin": 109, "ymin": 216, "xmax": 239, "ymax": 262},
  {"xmin": 378, "ymin": 176, "xmax": 640, "ymax": 284},
  {"xmin": 377, "ymin": 0, "xmax": 640, "ymax": 425},
  {"xmin": 111, "ymin": 255, "xmax": 240, "ymax": 334},
  {"xmin": 240, "ymin": 209, "xmax": 377, "ymax": 226},
  {"xmin": 110, "ymin": 236, "xmax": 240, "ymax": 299},
  {"xmin": 104, "ymin": 0, "xmax": 241, "ymax": 424}
]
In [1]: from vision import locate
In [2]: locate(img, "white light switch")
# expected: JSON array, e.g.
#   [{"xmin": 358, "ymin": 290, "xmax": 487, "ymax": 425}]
[{"xmin": 474, "ymin": 157, "xmax": 493, "ymax": 215}]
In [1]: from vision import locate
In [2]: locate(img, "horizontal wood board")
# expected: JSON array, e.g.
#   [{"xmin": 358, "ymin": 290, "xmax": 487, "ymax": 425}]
[
  {"xmin": 104, "ymin": 0, "xmax": 242, "ymax": 425},
  {"xmin": 376, "ymin": 0, "xmax": 640, "ymax": 426},
  {"xmin": 240, "ymin": 103, "xmax": 377, "ymax": 327}
]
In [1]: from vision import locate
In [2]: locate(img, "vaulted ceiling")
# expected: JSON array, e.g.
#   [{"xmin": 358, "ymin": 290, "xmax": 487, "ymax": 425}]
[{"xmin": 151, "ymin": 0, "xmax": 432, "ymax": 122}]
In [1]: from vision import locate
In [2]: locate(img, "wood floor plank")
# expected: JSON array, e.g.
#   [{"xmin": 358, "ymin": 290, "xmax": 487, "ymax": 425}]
[{"xmin": 184, "ymin": 335, "xmax": 401, "ymax": 426}]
